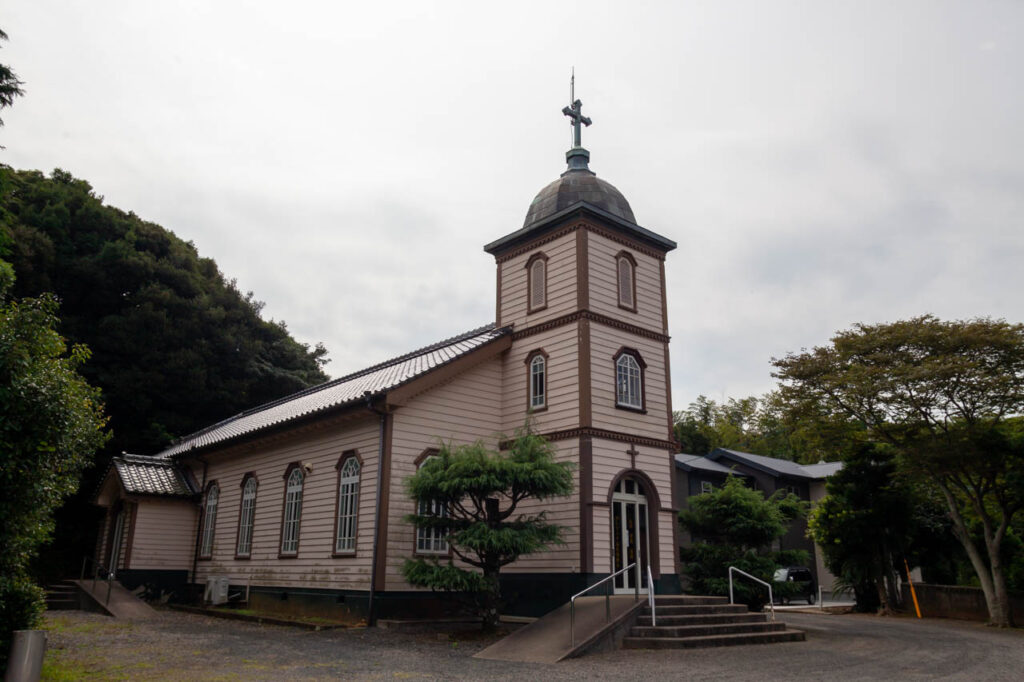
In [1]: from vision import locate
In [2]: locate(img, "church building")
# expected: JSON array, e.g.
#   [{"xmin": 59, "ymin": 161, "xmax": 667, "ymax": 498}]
[{"xmin": 93, "ymin": 96, "xmax": 681, "ymax": 621}]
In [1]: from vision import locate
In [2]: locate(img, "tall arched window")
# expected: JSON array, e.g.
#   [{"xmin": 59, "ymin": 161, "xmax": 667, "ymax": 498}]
[
  {"xmin": 415, "ymin": 451, "xmax": 449, "ymax": 555},
  {"xmin": 617, "ymin": 252, "xmax": 637, "ymax": 311},
  {"xmin": 236, "ymin": 475, "xmax": 257, "ymax": 558},
  {"xmin": 199, "ymin": 483, "xmax": 219, "ymax": 558},
  {"xmin": 334, "ymin": 454, "xmax": 361, "ymax": 554},
  {"xmin": 526, "ymin": 350, "xmax": 548, "ymax": 411},
  {"xmin": 526, "ymin": 252, "xmax": 548, "ymax": 313},
  {"xmin": 614, "ymin": 349, "xmax": 645, "ymax": 411},
  {"xmin": 280, "ymin": 465, "xmax": 304, "ymax": 556}
]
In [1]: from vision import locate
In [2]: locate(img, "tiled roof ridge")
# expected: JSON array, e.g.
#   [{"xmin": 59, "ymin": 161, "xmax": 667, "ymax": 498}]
[{"xmin": 161, "ymin": 323, "xmax": 504, "ymax": 455}]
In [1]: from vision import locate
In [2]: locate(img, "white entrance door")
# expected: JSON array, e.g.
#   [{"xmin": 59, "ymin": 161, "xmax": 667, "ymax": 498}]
[{"xmin": 611, "ymin": 477, "xmax": 650, "ymax": 594}]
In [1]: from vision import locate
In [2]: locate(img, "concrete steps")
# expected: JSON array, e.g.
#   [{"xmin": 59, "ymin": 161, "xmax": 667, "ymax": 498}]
[
  {"xmin": 45, "ymin": 581, "xmax": 80, "ymax": 611},
  {"xmin": 623, "ymin": 597, "xmax": 805, "ymax": 650}
]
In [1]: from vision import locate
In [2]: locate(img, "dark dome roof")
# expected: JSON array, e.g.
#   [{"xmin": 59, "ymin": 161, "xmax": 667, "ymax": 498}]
[{"xmin": 523, "ymin": 168, "xmax": 636, "ymax": 228}]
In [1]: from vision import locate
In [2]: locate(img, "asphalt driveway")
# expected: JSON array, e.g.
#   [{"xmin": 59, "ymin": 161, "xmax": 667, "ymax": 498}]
[{"xmin": 42, "ymin": 608, "xmax": 1024, "ymax": 680}]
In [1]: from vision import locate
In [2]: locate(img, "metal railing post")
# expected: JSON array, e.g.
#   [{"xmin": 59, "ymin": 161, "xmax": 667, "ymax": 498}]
[
  {"xmin": 80, "ymin": 556, "xmax": 87, "ymax": 581},
  {"xmin": 727, "ymin": 566, "xmax": 775, "ymax": 621},
  {"xmin": 106, "ymin": 576, "xmax": 113, "ymax": 606},
  {"xmin": 568, "ymin": 562, "xmax": 638, "ymax": 649}
]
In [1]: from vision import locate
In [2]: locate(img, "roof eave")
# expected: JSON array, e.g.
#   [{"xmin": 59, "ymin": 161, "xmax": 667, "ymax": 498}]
[{"xmin": 483, "ymin": 202, "xmax": 677, "ymax": 255}]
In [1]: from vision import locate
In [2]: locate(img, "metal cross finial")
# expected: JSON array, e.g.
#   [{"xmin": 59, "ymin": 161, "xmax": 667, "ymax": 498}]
[{"xmin": 562, "ymin": 70, "xmax": 591, "ymax": 149}]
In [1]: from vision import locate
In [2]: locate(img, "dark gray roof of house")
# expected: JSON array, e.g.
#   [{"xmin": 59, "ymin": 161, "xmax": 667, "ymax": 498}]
[
  {"xmin": 674, "ymin": 454, "xmax": 748, "ymax": 476},
  {"xmin": 156, "ymin": 324, "xmax": 509, "ymax": 459},
  {"xmin": 708, "ymin": 448, "xmax": 843, "ymax": 480},
  {"xmin": 112, "ymin": 454, "xmax": 196, "ymax": 497}
]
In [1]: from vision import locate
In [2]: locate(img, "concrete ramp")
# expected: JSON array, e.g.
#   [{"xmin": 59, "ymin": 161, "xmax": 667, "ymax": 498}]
[
  {"xmin": 71, "ymin": 579, "xmax": 157, "ymax": 620},
  {"xmin": 475, "ymin": 595, "xmax": 643, "ymax": 663}
]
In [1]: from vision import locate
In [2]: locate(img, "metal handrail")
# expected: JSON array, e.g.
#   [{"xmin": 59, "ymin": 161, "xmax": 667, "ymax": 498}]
[
  {"xmin": 80, "ymin": 555, "xmax": 115, "ymax": 606},
  {"xmin": 728, "ymin": 566, "xmax": 775, "ymax": 621},
  {"xmin": 646, "ymin": 565, "xmax": 656, "ymax": 627},
  {"xmin": 570, "ymin": 562, "xmax": 638, "ymax": 648}
]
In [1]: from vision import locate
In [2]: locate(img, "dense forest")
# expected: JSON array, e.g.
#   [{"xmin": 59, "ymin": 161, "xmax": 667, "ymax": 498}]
[{"xmin": 0, "ymin": 165, "xmax": 330, "ymax": 573}]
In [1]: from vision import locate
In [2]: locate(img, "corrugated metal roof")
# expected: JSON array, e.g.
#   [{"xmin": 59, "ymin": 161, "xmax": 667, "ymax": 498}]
[
  {"xmin": 113, "ymin": 454, "xmax": 195, "ymax": 497},
  {"xmin": 799, "ymin": 461, "xmax": 844, "ymax": 479},
  {"xmin": 710, "ymin": 448, "xmax": 813, "ymax": 479},
  {"xmin": 157, "ymin": 324, "xmax": 509, "ymax": 459}
]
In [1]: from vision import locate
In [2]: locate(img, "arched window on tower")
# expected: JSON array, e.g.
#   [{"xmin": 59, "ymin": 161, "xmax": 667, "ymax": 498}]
[
  {"xmin": 614, "ymin": 348, "xmax": 645, "ymax": 411},
  {"xmin": 616, "ymin": 251, "xmax": 637, "ymax": 312},
  {"xmin": 526, "ymin": 252, "xmax": 549, "ymax": 313},
  {"xmin": 526, "ymin": 350, "xmax": 548, "ymax": 411}
]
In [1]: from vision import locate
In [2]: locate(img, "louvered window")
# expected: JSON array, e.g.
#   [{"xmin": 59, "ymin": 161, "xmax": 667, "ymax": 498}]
[
  {"xmin": 335, "ymin": 457, "xmax": 360, "ymax": 553},
  {"xmin": 529, "ymin": 354, "xmax": 546, "ymax": 409},
  {"xmin": 280, "ymin": 468, "xmax": 304, "ymax": 555},
  {"xmin": 527, "ymin": 254, "xmax": 547, "ymax": 312},
  {"xmin": 416, "ymin": 457, "xmax": 448, "ymax": 554},
  {"xmin": 200, "ymin": 484, "xmax": 219, "ymax": 558},
  {"xmin": 618, "ymin": 255, "xmax": 634, "ymax": 309},
  {"xmin": 236, "ymin": 477, "xmax": 257, "ymax": 557},
  {"xmin": 616, "ymin": 353, "xmax": 642, "ymax": 409}
]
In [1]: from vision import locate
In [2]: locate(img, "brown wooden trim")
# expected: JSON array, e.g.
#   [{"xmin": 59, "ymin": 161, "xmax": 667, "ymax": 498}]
[
  {"xmin": 588, "ymin": 500, "xmax": 611, "ymax": 508},
  {"xmin": 613, "ymin": 347, "xmax": 647, "ymax": 414},
  {"xmin": 512, "ymin": 309, "xmax": 670, "ymax": 344},
  {"xmin": 413, "ymin": 447, "xmax": 440, "ymax": 467},
  {"xmin": 579, "ymin": 435, "xmax": 593, "ymax": 573},
  {"xmin": 524, "ymin": 348, "xmax": 549, "ymax": 413},
  {"xmin": 104, "ymin": 501, "xmax": 122, "ymax": 569},
  {"xmin": 659, "ymin": 258, "xmax": 668, "ymax": 336},
  {"xmin": 495, "ymin": 260, "xmax": 502, "ymax": 327},
  {"xmin": 278, "ymin": 463, "xmax": 305, "ymax": 558},
  {"xmin": 332, "ymin": 450, "xmax": 362, "ymax": 558},
  {"xmin": 606, "ymin": 468, "xmax": 663, "ymax": 579},
  {"xmin": 585, "ymin": 222, "xmax": 667, "ymax": 261},
  {"xmin": 525, "ymin": 251, "xmax": 549, "ymax": 315},
  {"xmin": 504, "ymin": 427, "xmax": 677, "ymax": 451},
  {"xmin": 234, "ymin": 472, "xmax": 259, "ymax": 559},
  {"xmin": 578, "ymin": 318, "xmax": 592, "ymax": 428},
  {"xmin": 123, "ymin": 502, "xmax": 137, "ymax": 569},
  {"xmin": 386, "ymin": 334, "xmax": 512, "ymax": 407},
  {"xmin": 663, "ymin": 344, "xmax": 675, "ymax": 444},
  {"xmin": 493, "ymin": 222, "xmax": 582, "ymax": 263},
  {"xmin": 198, "ymin": 480, "xmax": 220, "ymax": 560},
  {"xmin": 615, "ymin": 251, "xmax": 638, "ymax": 313},
  {"xmin": 576, "ymin": 228, "xmax": 589, "ymax": 310},
  {"xmin": 372, "ymin": 413, "xmax": 393, "ymax": 589}
]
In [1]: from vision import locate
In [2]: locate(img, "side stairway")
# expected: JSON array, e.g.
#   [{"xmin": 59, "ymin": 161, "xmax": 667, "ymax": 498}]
[
  {"xmin": 45, "ymin": 581, "xmax": 81, "ymax": 611},
  {"xmin": 623, "ymin": 596, "xmax": 804, "ymax": 649}
]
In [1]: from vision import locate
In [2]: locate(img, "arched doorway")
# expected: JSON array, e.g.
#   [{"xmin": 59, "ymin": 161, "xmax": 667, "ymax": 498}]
[{"xmin": 611, "ymin": 476, "xmax": 650, "ymax": 594}]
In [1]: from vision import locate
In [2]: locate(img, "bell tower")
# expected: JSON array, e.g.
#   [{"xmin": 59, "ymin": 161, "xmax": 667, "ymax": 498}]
[{"xmin": 484, "ymin": 87, "xmax": 681, "ymax": 595}]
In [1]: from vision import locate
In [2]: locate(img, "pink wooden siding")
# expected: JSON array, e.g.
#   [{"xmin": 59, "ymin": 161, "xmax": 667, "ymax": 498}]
[
  {"xmin": 501, "ymin": 323, "xmax": 580, "ymax": 435},
  {"xmin": 587, "ymin": 232, "xmax": 664, "ymax": 333},
  {"xmin": 193, "ymin": 419, "xmax": 380, "ymax": 590},
  {"xmin": 387, "ymin": 359, "xmax": 505, "ymax": 589},
  {"xmin": 499, "ymin": 232, "xmax": 577, "ymax": 328},
  {"xmin": 588, "ymin": 325, "xmax": 670, "ymax": 441},
  {"xmin": 129, "ymin": 499, "xmax": 197, "ymax": 571}
]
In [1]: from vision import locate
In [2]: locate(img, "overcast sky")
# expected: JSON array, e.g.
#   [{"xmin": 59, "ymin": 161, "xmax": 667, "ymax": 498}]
[{"xmin": 5, "ymin": 1, "xmax": 1023, "ymax": 411}]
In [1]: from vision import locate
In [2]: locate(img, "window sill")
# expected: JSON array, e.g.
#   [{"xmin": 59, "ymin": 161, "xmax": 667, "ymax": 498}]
[
  {"xmin": 526, "ymin": 304, "xmax": 548, "ymax": 315},
  {"xmin": 331, "ymin": 550, "xmax": 357, "ymax": 558},
  {"xmin": 233, "ymin": 554, "xmax": 251, "ymax": 561},
  {"xmin": 615, "ymin": 404, "xmax": 647, "ymax": 415},
  {"xmin": 277, "ymin": 552, "xmax": 299, "ymax": 559},
  {"xmin": 617, "ymin": 302, "xmax": 638, "ymax": 313},
  {"xmin": 197, "ymin": 555, "xmax": 213, "ymax": 561}
]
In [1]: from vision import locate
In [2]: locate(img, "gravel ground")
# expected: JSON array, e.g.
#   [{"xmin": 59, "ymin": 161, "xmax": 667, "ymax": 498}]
[{"xmin": 41, "ymin": 608, "xmax": 1024, "ymax": 681}]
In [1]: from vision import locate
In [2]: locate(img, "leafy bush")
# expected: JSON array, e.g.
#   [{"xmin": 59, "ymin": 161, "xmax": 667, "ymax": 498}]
[{"xmin": 0, "ymin": 574, "xmax": 45, "ymax": 668}]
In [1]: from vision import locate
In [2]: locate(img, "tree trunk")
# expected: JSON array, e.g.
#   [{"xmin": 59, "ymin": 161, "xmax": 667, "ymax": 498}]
[
  {"xmin": 480, "ymin": 568, "xmax": 500, "ymax": 632},
  {"xmin": 938, "ymin": 483, "xmax": 1006, "ymax": 626},
  {"xmin": 986, "ymin": 541, "xmax": 1015, "ymax": 628}
]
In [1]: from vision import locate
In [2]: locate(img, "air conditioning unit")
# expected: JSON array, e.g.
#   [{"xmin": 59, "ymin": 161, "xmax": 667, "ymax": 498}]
[{"xmin": 204, "ymin": 576, "xmax": 230, "ymax": 605}]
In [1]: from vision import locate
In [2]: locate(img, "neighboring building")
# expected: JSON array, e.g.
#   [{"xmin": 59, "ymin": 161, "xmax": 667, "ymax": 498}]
[
  {"xmin": 93, "ymin": 98, "xmax": 682, "ymax": 621},
  {"xmin": 674, "ymin": 448, "xmax": 843, "ymax": 591}
]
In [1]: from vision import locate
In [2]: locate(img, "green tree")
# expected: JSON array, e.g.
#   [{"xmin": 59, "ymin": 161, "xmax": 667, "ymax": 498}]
[
  {"xmin": 0, "ymin": 29, "xmax": 25, "ymax": 131},
  {"xmin": 808, "ymin": 443, "xmax": 953, "ymax": 614},
  {"xmin": 0, "ymin": 166, "xmax": 330, "ymax": 576},
  {"xmin": 0, "ymin": 284, "xmax": 109, "ymax": 665},
  {"xmin": 773, "ymin": 316, "xmax": 1024, "ymax": 627},
  {"xmin": 679, "ymin": 476, "xmax": 807, "ymax": 608},
  {"xmin": 402, "ymin": 430, "xmax": 574, "ymax": 631}
]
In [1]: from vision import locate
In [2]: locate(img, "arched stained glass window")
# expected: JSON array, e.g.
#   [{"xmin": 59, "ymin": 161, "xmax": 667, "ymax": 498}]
[
  {"xmin": 616, "ymin": 353, "xmax": 643, "ymax": 409},
  {"xmin": 236, "ymin": 477, "xmax": 257, "ymax": 557},
  {"xmin": 280, "ymin": 467, "xmax": 304, "ymax": 555},
  {"xmin": 335, "ymin": 456, "xmax": 360, "ymax": 554},
  {"xmin": 200, "ymin": 484, "xmax": 219, "ymax": 558}
]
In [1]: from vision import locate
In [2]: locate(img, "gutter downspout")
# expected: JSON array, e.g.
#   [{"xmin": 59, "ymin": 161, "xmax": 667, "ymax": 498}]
[
  {"xmin": 189, "ymin": 455, "xmax": 208, "ymax": 594},
  {"xmin": 365, "ymin": 393, "xmax": 388, "ymax": 627}
]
